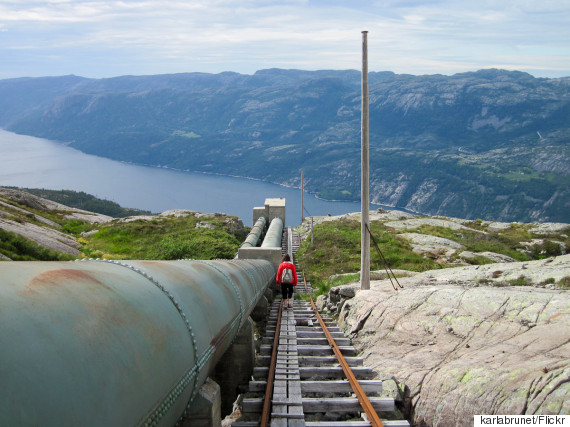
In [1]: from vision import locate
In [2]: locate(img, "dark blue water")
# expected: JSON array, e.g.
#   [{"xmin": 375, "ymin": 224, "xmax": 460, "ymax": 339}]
[{"xmin": 0, "ymin": 129, "xmax": 392, "ymax": 226}]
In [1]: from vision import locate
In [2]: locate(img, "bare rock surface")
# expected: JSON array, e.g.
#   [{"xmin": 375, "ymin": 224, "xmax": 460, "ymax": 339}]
[
  {"xmin": 486, "ymin": 221, "xmax": 515, "ymax": 232},
  {"xmin": 307, "ymin": 209, "xmax": 416, "ymax": 227},
  {"xmin": 160, "ymin": 209, "xmax": 194, "ymax": 217},
  {"xmin": 386, "ymin": 217, "xmax": 484, "ymax": 233},
  {"xmin": 0, "ymin": 187, "xmax": 112, "ymax": 256},
  {"xmin": 325, "ymin": 255, "xmax": 570, "ymax": 426},
  {"xmin": 0, "ymin": 218, "xmax": 81, "ymax": 255},
  {"xmin": 400, "ymin": 232, "xmax": 464, "ymax": 257},
  {"xmin": 0, "ymin": 188, "xmax": 112, "ymax": 224},
  {"xmin": 530, "ymin": 223, "xmax": 570, "ymax": 235},
  {"xmin": 0, "ymin": 199, "xmax": 61, "ymax": 228},
  {"xmin": 458, "ymin": 251, "xmax": 516, "ymax": 263}
]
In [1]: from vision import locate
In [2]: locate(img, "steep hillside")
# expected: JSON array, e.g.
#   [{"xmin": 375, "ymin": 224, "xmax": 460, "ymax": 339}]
[
  {"xmin": 0, "ymin": 69, "xmax": 569, "ymax": 222},
  {"xmin": 299, "ymin": 211, "xmax": 570, "ymax": 425},
  {"xmin": 9, "ymin": 187, "xmax": 152, "ymax": 217},
  {"xmin": 0, "ymin": 187, "xmax": 248, "ymax": 261},
  {"xmin": 295, "ymin": 208, "xmax": 570, "ymax": 292}
]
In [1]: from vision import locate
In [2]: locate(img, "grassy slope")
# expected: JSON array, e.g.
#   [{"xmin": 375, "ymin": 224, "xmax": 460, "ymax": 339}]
[
  {"xmin": 294, "ymin": 217, "xmax": 570, "ymax": 295},
  {"xmin": 0, "ymin": 189, "xmax": 248, "ymax": 261},
  {"xmin": 81, "ymin": 214, "xmax": 247, "ymax": 260}
]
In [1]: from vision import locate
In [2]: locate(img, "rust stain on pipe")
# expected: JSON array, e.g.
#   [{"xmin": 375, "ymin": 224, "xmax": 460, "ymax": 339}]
[{"xmin": 22, "ymin": 268, "xmax": 112, "ymax": 295}]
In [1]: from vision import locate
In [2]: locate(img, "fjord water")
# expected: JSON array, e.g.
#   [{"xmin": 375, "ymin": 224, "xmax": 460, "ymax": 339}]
[{"xmin": 0, "ymin": 129, "xmax": 391, "ymax": 225}]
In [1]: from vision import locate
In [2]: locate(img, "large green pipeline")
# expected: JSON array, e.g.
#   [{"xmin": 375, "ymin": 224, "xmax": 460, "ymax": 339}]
[
  {"xmin": 240, "ymin": 216, "xmax": 266, "ymax": 248},
  {"xmin": 260, "ymin": 217, "xmax": 283, "ymax": 248},
  {"xmin": 0, "ymin": 258, "xmax": 275, "ymax": 426}
]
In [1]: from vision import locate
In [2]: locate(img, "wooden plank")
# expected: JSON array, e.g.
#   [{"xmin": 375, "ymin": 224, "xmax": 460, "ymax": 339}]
[
  {"xmin": 230, "ymin": 422, "xmax": 260, "ymax": 427},
  {"xmin": 302, "ymin": 397, "xmax": 395, "ymax": 413},
  {"xmin": 242, "ymin": 397, "xmax": 264, "ymax": 413},
  {"xmin": 249, "ymin": 379, "xmax": 382, "ymax": 394},
  {"xmin": 298, "ymin": 345, "xmax": 358, "ymax": 357},
  {"xmin": 262, "ymin": 332, "xmax": 347, "ymax": 344},
  {"xmin": 305, "ymin": 422, "xmax": 409, "ymax": 427},
  {"xmin": 297, "ymin": 326, "xmax": 341, "ymax": 333},
  {"xmin": 304, "ymin": 423, "xmax": 372, "ymax": 427},
  {"xmin": 260, "ymin": 344, "xmax": 358, "ymax": 356},
  {"xmin": 299, "ymin": 367, "xmax": 376, "ymax": 380},
  {"xmin": 301, "ymin": 380, "xmax": 383, "ymax": 394},
  {"xmin": 254, "ymin": 366, "xmax": 376, "ymax": 380},
  {"xmin": 243, "ymin": 397, "xmax": 394, "ymax": 413},
  {"xmin": 265, "ymin": 336, "xmax": 352, "ymax": 346},
  {"xmin": 270, "ymin": 413, "xmax": 305, "ymax": 419},
  {"xmin": 297, "ymin": 331, "xmax": 346, "ymax": 338},
  {"xmin": 297, "ymin": 337, "xmax": 352, "ymax": 346},
  {"xmin": 256, "ymin": 355, "xmax": 364, "ymax": 367}
]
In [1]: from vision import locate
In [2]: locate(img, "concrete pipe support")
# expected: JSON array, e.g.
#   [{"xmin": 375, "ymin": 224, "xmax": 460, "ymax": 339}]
[{"xmin": 0, "ymin": 258, "xmax": 275, "ymax": 427}]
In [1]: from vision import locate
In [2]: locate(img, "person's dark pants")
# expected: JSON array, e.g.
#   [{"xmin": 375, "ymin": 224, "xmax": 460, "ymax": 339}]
[{"xmin": 281, "ymin": 283, "xmax": 294, "ymax": 300}]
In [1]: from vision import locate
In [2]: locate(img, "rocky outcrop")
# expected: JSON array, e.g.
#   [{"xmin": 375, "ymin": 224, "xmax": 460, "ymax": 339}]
[
  {"xmin": 0, "ymin": 188, "xmax": 112, "ymax": 258},
  {"xmin": 0, "ymin": 217, "xmax": 81, "ymax": 255},
  {"xmin": 399, "ymin": 233, "xmax": 464, "ymax": 258},
  {"xmin": 304, "ymin": 209, "xmax": 570, "ymax": 268},
  {"xmin": 320, "ymin": 255, "xmax": 570, "ymax": 426},
  {"xmin": 386, "ymin": 217, "xmax": 485, "ymax": 233},
  {"xmin": 0, "ymin": 188, "xmax": 112, "ymax": 224}
]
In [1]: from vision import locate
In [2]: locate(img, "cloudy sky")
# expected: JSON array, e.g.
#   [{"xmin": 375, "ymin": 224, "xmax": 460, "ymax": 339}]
[{"xmin": 1, "ymin": 0, "xmax": 569, "ymax": 79}]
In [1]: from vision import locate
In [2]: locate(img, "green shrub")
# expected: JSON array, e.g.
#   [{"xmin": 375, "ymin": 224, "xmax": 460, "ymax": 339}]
[
  {"xmin": 61, "ymin": 219, "xmax": 93, "ymax": 235},
  {"xmin": 531, "ymin": 240, "xmax": 563, "ymax": 259},
  {"xmin": 557, "ymin": 276, "xmax": 570, "ymax": 289},
  {"xmin": 464, "ymin": 255, "xmax": 494, "ymax": 265},
  {"xmin": 508, "ymin": 275, "xmax": 532, "ymax": 286}
]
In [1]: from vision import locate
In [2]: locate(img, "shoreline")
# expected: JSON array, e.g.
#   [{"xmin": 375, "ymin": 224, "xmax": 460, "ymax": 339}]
[{"xmin": 2, "ymin": 128, "xmax": 420, "ymax": 217}]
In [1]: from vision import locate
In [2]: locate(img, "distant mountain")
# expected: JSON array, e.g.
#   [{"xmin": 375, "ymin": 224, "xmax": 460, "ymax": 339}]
[{"xmin": 0, "ymin": 69, "xmax": 568, "ymax": 222}]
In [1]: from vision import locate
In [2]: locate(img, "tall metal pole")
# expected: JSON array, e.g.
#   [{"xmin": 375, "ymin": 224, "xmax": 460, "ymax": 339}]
[
  {"xmin": 301, "ymin": 170, "xmax": 305, "ymax": 223},
  {"xmin": 360, "ymin": 30, "xmax": 371, "ymax": 290}
]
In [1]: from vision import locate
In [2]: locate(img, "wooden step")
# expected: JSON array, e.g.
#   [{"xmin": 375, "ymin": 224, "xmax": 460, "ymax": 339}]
[
  {"xmin": 253, "ymin": 366, "xmax": 376, "ymax": 380},
  {"xmin": 259, "ymin": 345, "xmax": 358, "ymax": 357},
  {"xmin": 248, "ymin": 379, "xmax": 382, "ymax": 394},
  {"xmin": 256, "ymin": 355, "xmax": 364, "ymax": 367},
  {"xmin": 306, "ymin": 421, "xmax": 410, "ymax": 427},
  {"xmin": 262, "ymin": 336, "xmax": 352, "ymax": 346},
  {"xmin": 242, "ymin": 397, "xmax": 395, "ymax": 413}
]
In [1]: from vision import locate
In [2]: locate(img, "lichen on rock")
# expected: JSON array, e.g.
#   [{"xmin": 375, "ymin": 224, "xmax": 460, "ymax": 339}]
[{"xmin": 321, "ymin": 255, "xmax": 570, "ymax": 425}]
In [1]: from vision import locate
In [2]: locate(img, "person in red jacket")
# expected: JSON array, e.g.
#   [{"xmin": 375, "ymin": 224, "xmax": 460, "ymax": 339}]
[{"xmin": 276, "ymin": 254, "xmax": 297, "ymax": 308}]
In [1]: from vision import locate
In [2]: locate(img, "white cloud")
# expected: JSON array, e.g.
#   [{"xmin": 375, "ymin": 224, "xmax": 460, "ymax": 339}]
[{"xmin": 0, "ymin": 0, "xmax": 569, "ymax": 78}]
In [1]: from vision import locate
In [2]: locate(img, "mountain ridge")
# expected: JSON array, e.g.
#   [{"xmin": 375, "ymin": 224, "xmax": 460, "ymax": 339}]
[{"xmin": 0, "ymin": 68, "xmax": 568, "ymax": 222}]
